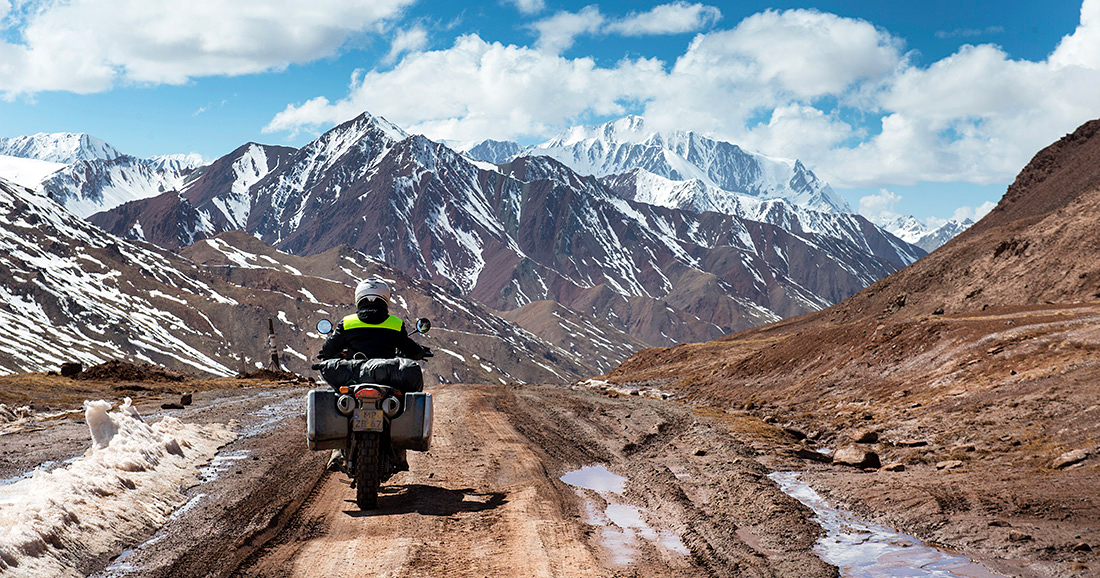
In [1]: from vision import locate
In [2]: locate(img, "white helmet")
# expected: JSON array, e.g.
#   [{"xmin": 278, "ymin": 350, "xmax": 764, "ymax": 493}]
[{"xmin": 355, "ymin": 277, "xmax": 390, "ymax": 307}]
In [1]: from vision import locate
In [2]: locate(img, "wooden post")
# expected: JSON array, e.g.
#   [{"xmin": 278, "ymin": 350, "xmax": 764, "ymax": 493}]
[{"xmin": 267, "ymin": 318, "xmax": 282, "ymax": 370}]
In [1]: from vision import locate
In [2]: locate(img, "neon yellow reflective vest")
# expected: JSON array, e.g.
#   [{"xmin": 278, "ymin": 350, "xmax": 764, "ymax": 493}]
[{"xmin": 341, "ymin": 313, "xmax": 404, "ymax": 332}]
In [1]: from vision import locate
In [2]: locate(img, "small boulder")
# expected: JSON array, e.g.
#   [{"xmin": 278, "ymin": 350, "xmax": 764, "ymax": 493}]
[
  {"xmin": 833, "ymin": 447, "xmax": 881, "ymax": 469},
  {"xmin": 180, "ymin": 393, "xmax": 193, "ymax": 406},
  {"xmin": 936, "ymin": 460, "xmax": 964, "ymax": 470},
  {"xmin": 850, "ymin": 429, "xmax": 879, "ymax": 444},
  {"xmin": 789, "ymin": 447, "xmax": 832, "ymax": 463},
  {"xmin": 1073, "ymin": 543, "xmax": 1092, "ymax": 553},
  {"xmin": 60, "ymin": 362, "xmax": 83, "ymax": 378},
  {"xmin": 783, "ymin": 427, "xmax": 808, "ymax": 441},
  {"xmin": 1008, "ymin": 531, "xmax": 1032, "ymax": 542},
  {"xmin": 882, "ymin": 462, "xmax": 906, "ymax": 472},
  {"xmin": 1053, "ymin": 449, "xmax": 1089, "ymax": 469}
]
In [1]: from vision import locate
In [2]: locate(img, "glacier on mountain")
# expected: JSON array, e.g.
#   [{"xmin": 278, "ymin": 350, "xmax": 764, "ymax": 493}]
[
  {"xmin": 0, "ymin": 132, "xmax": 124, "ymax": 164},
  {"xmin": 466, "ymin": 116, "xmax": 852, "ymax": 215},
  {"xmin": 880, "ymin": 215, "xmax": 975, "ymax": 252}
]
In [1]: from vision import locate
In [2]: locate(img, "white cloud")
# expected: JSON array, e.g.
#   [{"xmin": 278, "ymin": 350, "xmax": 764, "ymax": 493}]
[
  {"xmin": 858, "ymin": 189, "xmax": 903, "ymax": 224},
  {"xmin": 934, "ymin": 26, "xmax": 1004, "ymax": 39},
  {"xmin": 0, "ymin": 0, "xmax": 414, "ymax": 96},
  {"xmin": 606, "ymin": 2, "xmax": 721, "ymax": 36},
  {"xmin": 529, "ymin": 3, "xmax": 721, "ymax": 54},
  {"xmin": 266, "ymin": 0, "xmax": 1100, "ymax": 200},
  {"xmin": 1051, "ymin": 0, "xmax": 1100, "ymax": 69},
  {"xmin": 504, "ymin": 0, "xmax": 545, "ymax": 15},
  {"xmin": 265, "ymin": 34, "xmax": 665, "ymax": 142},
  {"xmin": 529, "ymin": 6, "xmax": 605, "ymax": 53},
  {"xmin": 383, "ymin": 25, "xmax": 429, "ymax": 65},
  {"xmin": 952, "ymin": 201, "xmax": 997, "ymax": 223}
]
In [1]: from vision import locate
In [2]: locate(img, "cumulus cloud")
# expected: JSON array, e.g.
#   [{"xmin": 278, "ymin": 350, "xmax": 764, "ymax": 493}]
[
  {"xmin": 266, "ymin": 0, "xmax": 1100, "ymax": 192},
  {"xmin": 952, "ymin": 201, "xmax": 997, "ymax": 223},
  {"xmin": 383, "ymin": 25, "xmax": 429, "ymax": 65},
  {"xmin": 265, "ymin": 34, "xmax": 665, "ymax": 142},
  {"xmin": 529, "ymin": 6, "xmax": 605, "ymax": 53},
  {"xmin": 0, "ymin": 0, "xmax": 414, "ymax": 96},
  {"xmin": 504, "ymin": 0, "xmax": 546, "ymax": 15},
  {"xmin": 529, "ymin": 3, "xmax": 721, "ymax": 54},
  {"xmin": 858, "ymin": 189, "xmax": 904, "ymax": 224},
  {"xmin": 260, "ymin": 0, "xmax": 1100, "ymax": 209},
  {"xmin": 606, "ymin": 2, "xmax": 721, "ymax": 36}
]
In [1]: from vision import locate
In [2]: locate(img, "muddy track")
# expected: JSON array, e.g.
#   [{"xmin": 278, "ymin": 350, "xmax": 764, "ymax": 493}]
[{"xmin": 230, "ymin": 383, "xmax": 833, "ymax": 578}]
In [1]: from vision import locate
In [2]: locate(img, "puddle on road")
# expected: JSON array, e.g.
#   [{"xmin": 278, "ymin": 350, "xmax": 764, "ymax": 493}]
[
  {"xmin": 561, "ymin": 465, "xmax": 689, "ymax": 565},
  {"xmin": 769, "ymin": 472, "xmax": 1004, "ymax": 578},
  {"xmin": 561, "ymin": 465, "xmax": 627, "ymax": 493}
]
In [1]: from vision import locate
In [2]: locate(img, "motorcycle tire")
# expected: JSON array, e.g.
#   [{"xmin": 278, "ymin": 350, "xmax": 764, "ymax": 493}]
[{"xmin": 355, "ymin": 431, "xmax": 382, "ymax": 509}]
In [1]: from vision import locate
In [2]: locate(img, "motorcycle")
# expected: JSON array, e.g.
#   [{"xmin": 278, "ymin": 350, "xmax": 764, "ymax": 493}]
[{"xmin": 306, "ymin": 317, "xmax": 434, "ymax": 509}]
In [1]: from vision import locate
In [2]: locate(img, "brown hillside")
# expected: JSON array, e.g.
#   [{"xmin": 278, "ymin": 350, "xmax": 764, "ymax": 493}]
[{"xmin": 602, "ymin": 118, "xmax": 1100, "ymax": 577}]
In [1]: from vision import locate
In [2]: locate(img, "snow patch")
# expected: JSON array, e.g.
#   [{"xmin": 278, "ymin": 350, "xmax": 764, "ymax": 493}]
[{"xmin": 0, "ymin": 399, "xmax": 235, "ymax": 577}]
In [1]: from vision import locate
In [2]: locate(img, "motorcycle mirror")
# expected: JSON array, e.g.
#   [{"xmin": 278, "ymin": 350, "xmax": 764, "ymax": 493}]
[
  {"xmin": 316, "ymin": 319, "xmax": 333, "ymax": 335},
  {"xmin": 415, "ymin": 318, "xmax": 431, "ymax": 334}
]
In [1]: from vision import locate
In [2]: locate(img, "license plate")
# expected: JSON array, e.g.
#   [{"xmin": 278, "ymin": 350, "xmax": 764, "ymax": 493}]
[{"xmin": 352, "ymin": 409, "xmax": 384, "ymax": 432}]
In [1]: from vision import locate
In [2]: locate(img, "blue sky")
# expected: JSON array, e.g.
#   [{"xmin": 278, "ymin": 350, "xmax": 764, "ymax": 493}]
[{"xmin": 1, "ymin": 0, "xmax": 1097, "ymax": 227}]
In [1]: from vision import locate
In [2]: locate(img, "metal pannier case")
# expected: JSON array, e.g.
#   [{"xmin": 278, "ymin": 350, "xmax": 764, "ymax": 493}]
[
  {"xmin": 306, "ymin": 389, "xmax": 347, "ymax": 450},
  {"xmin": 390, "ymin": 392, "xmax": 433, "ymax": 451}
]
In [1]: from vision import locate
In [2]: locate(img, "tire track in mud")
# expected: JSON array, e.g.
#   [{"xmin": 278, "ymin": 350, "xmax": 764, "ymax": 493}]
[
  {"xmin": 498, "ymin": 384, "xmax": 832, "ymax": 578},
  {"xmin": 230, "ymin": 384, "xmax": 607, "ymax": 578},
  {"xmin": 231, "ymin": 383, "xmax": 834, "ymax": 578}
]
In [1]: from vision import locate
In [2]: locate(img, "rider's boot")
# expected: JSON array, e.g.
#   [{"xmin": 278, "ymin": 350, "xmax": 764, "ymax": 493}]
[{"xmin": 327, "ymin": 448, "xmax": 345, "ymax": 472}]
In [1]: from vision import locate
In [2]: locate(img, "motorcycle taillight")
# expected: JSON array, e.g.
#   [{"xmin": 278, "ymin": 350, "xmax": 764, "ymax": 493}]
[{"xmin": 355, "ymin": 388, "xmax": 382, "ymax": 400}]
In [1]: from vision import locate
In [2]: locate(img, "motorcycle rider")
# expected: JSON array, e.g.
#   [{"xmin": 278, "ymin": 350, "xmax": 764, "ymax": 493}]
[
  {"xmin": 318, "ymin": 277, "xmax": 431, "ymax": 367},
  {"xmin": 317, "ymin": 276, "xmax": 431, "ymax": 472}
]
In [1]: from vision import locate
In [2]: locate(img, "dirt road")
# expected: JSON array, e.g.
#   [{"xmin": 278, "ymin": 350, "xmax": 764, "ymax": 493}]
[
  {"xmin": 1, "ymin": 380, "xmax": 832, "ymax": 577},
  {"xmin": 230, "ymin": 383, "xmax": 831, "ymax": 578}
]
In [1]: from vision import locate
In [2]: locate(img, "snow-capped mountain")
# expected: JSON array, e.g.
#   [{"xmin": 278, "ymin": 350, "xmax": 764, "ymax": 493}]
[
  {"xmin": 149, "ymin": 153, "xmax": 207, "ymax": 172},
  {"xmin": 89, "ymin": 142, "xmax": 299, "ymax": 249},
  {"xmin": 881, "ymin": 215, "xmax": 975, "ymax": 252},
  {"xmin": 0, "ymin": 132, "xmax": 207, "ymax": 218},
  {"xmin": 0, "ymin": 155, "xmax": 67, "ymax": 190},
  {"xmin": 0, "ymin": 176, "xmax": 235, "ymax": 375},
  {"xmin": 38, "ymin": 155, "xmax": 200, "ymax": 219},
  {"xmin": 465, "ymin": 116, "xmax": 851, "ymax": 214},
  {"xmin": 0, "ymin": 132, "xmax": 124, "ymax": 164},
  {"xmin": 0, "ymin": 175, "xmax": 606, "ymax": 381},
  {"xmin": 94, "ymin": 112, "xmax": 922, "ymax": 351},
  {"xmin": 454, "ymin": 139, "xmax": 523, "ymax": 165},
  {"xmin": 601, "ymin": 168, "xmax": 922, "ymax": 268}
]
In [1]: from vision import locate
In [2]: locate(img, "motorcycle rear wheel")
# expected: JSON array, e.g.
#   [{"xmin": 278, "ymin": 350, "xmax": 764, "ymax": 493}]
[{"xmin": 355, "ymin": 431, "xmax": 381, "ymax": 509}]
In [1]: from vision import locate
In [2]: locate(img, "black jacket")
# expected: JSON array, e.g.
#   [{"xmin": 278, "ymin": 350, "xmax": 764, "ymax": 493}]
[{"xmin": 317, "ymin": 312, "xmax": 427, "ymax": 361}]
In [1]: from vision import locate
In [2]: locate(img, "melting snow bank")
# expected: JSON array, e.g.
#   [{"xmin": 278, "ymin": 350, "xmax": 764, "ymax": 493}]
[
  {"xmin": 561, "ymin": 465, "xmax": 688, "ymax": 565},
  {"xmin": 0, "ymin": 398, "xmax": 236, "ymax": 577},
  {"xmin": 768, "ymin": 472, "xmax": 1004, "ymax": 578}
]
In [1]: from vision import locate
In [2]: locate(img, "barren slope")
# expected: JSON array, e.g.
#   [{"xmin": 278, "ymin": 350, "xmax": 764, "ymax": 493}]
[{"xmin": 601, "ymin": 119, "xmax": 1100, "ymax": 577}]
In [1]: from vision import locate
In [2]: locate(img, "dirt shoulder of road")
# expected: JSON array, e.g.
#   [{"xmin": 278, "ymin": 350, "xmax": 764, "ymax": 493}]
[{"xmin": 602, "ymin": 302, "xmax": 1100, "ymax": 578}]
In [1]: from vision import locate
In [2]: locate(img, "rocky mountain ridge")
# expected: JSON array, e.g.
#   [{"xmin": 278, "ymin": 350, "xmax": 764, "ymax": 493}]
[
  {"xmin": 463, "ymin": 115, "xmax": 851, "ymax": 214},
  {"xmin": 599, "ymin": 117, "xmax": 1100, "ymax": 577},
  {"xmin": 0, "ymin": 176, "xmax": 605, "ymax": 383},
  {"xmin": 0, "ymin": 132, "xmax": 206, "ymax": 218},
  {"xmin": 881, "ymin": 215, "xmax": 975, "ymax": 252},
  {"xmin": 91, "ymin": 113, "xmax": 922, "ymax": 356}
]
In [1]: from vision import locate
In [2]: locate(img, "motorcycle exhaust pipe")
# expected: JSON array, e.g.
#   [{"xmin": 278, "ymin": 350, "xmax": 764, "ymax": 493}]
[
  {"xmin": 382, "ymin": 396, "xmax": 400, "ymax": 418},
  {"xmin": 336, "ymin": 394, "xmax": 356, "ymax": 415}
]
